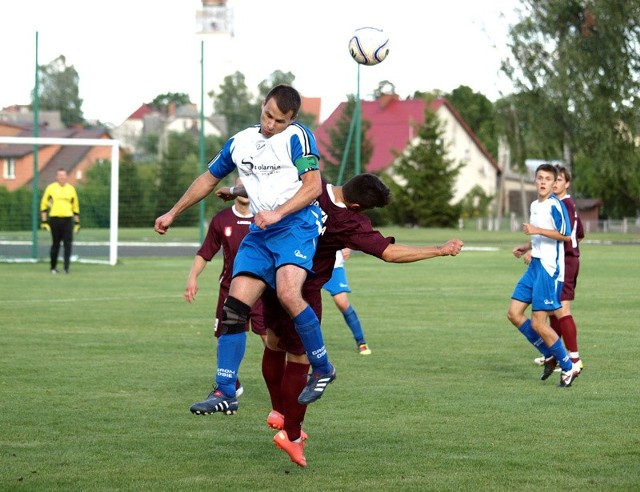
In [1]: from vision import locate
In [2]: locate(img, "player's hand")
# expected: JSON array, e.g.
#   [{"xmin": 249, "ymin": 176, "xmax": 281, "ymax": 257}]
[
  {"xmin": 184, "ymin": 281, "xmax": 198, "ymax": 303},
  {"xmin": 154, "ymin": 212, "xmax": 174, "ymax": 235},
  {"xmin": 40, "ymin": 222, "xmax": 50, "ymax": 232},
  {"xmin": 522, "ymin": 223, "xmax": 537, "ymax": 235},
  {"xmin": 254, "ymin": 210, "xmax": 283, "ymax": 230},
  {"xmin": 440, "ymin": 239, "xmax": 463, "ymax": 256},
  {"xmin": 74, "ymin": 223, "xmax": 80, "ymax": 234},
  {"xmin": 215, "ymin": 187, "xmax": 235, "ymax": 202},
  {"xmin": 523, "ymin": 251, "xmax": 532, "ymax": 265},
  {"xmin": 512, "ymin": 244, "xmax": 530, "ymax": 258}
]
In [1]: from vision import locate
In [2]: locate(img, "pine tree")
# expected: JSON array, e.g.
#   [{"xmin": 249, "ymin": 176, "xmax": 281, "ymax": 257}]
[{"xmin": 384, "ymin": 104, "xmax": 461, "ymax": 228}]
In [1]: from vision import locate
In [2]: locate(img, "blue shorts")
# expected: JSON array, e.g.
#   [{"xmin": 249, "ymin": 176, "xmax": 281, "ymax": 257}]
[
  {"xmin": 322, "ymin": 267, "xmax": 351, "ymax": 296},
  {"xmin": 233, "ymin": 205, "xmax": 321, "ymax": 289},
  {"xmin": 511, "ymin": 258, "xmax": 563, "ymax": 312}
]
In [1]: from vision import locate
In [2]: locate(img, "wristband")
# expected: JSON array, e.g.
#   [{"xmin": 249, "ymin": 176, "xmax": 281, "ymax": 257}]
[{"xmin": 229, "ymin": 186, "xmax": 235, "ymax": 195}]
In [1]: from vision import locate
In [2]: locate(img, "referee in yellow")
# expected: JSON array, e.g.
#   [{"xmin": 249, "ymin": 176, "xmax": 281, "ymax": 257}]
[{"xmin": 40, "ymin": 169, "xmax": 80, "ymax": 274}]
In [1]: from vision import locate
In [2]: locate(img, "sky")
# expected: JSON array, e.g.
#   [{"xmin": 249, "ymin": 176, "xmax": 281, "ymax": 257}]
[{"xmin": 0, "ymin": 0, "xmax": 523, "ymax": 127}]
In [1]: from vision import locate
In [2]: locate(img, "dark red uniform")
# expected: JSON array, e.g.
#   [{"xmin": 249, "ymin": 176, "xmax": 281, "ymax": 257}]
[
  {"xmin": 198, "ymin": 205, "xmax": 265, "ymax": 337},
  {"xmin": 265, "ymin": 181, "xmax": 395, "ymax": 354},
  {"xmin": 560, "ymin": 195, "xmax": 584, "ymax": 301}
]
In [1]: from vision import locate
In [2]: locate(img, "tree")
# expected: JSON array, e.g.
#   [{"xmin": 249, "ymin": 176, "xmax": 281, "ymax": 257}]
[
  {"xmin": 503, "ymin": 0, "xmax": 640, "ymax": 217},
  {"xmin": 33, "ymin": 55, "xmax": 84, "ymax": 127},
  {"xmin": 446, "ymin": 85, "xmax": 498, "ymax": 158},
  {"xmin": 210, "ymin": 72, "xmax": 258, "ymax": 138},
  {"xmin": 318, "ymin": 96, "xmax": 373, "ymax": 185},
  {"xmin": 383, "ymin": 102, "xmax": 462, "ymax": 227},
  {"xmin": 150, "ymin": 92, "xmax": 192, "ymax": 113}
]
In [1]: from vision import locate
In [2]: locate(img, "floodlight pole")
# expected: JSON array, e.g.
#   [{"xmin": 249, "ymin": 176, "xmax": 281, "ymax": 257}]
[
  {"xmin": 198, "ymin": 39, "xmax": 206, "ymax": 244},
  {"xmin": 32, "ymin": 31, "xmax": 40, "ymax": 259},
  {"xmin": 355, "ymin": 63, "xmax": 362, "ymax": 175},
  {"xmin": 337, "ymin": 63, "xmax": 362, "ymax": 185}
]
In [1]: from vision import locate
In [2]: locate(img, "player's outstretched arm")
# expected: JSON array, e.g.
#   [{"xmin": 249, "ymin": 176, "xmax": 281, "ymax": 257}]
[
  {"xmin": 155, "ymin": 172, "xmax": 220, "ymax": 234},
  {"xmin": 381, "ymin": 238, "xmax": 463, "ymax": 263}
]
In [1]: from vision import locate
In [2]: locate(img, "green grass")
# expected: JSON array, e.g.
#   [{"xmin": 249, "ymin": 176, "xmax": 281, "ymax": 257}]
[{"xmin": 1, "ymin": 231, "xmax": 639, "ymax": 491}]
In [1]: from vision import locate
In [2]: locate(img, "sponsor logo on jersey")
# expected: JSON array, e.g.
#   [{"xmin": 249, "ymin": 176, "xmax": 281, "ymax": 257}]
[
  {"xmin": 239, "ymin": 157, "xmax": 254, "ymax": 175},
  {"xmin": 224, "ymin": 226, "xmax": 232, "ymax": 237}
]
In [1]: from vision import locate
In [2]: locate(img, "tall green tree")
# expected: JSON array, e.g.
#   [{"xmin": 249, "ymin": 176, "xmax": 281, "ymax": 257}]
[
  {"xmin": 33, "ymin": 55, "xmax": 84, "ymax": 127},
  {"xmin": 318, "ymin": 96, "xmax": 373, "ymax": 185},
  {"xmin": 383, "ymin": 103, "xmax": 462, "ymax": 227},
  {"xmin": 446, "ymin": 85, "xmax": 498, "ymax": 158},
  {"xmin": 210, "ymin": 72, "xmax": 258, "ymax": 138},
  {"xmin": 503, "ymin": 0, "xmax": 640, "ymax": 217}
]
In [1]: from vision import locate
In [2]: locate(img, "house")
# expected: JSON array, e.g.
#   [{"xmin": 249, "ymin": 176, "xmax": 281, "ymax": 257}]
[
  {"xmin": 0, "ymin": 122, "xmax": 114, "ymax": 191},
  {"xmin": 111, "ymin": 103, "xmax": 227, "ymax": 157},
  {"xmin": 314, "ymin": 94, "xmax": 501, "ymax": 207}
]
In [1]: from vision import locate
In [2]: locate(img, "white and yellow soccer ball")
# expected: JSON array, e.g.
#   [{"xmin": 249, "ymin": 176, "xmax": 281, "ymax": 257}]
[{"xmin": 348, "ymin": 27, "xmax": 390, "ymax": 66}]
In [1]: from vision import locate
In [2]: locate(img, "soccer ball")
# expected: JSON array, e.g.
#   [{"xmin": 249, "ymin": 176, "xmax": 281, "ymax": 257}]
[{"xmin": 348, "ymin": 27, "xmax": 389, "ymax": 66}]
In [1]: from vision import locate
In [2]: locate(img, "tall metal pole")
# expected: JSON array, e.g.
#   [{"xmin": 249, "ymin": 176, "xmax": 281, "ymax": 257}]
[
  {"xmin": 198, "ymin": 39, "xmax": 206, "ymax": 244},
  {"xmin": 354, "ymin": 63, "xmax": 362, "ymax": 175},
  {"xmin": 32, "ymin": 31, "xmax": 40, "ymax": 259}
]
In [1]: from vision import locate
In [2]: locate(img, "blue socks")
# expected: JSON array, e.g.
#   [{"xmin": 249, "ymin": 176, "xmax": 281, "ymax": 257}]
[
  {"xmin": 294, "ymin": 305, "xmax": 331, "ymax": 374},
  {"xmin": 518, "ymin": 319, "xmax": 552, "ymax": 358},
  {"xmin": 343, "ymin": 305, "xmax": 365, "ymax": 345},
  {"xmin": 215, "ymin": 331, "xmax": 246, "ymax": 397},
  {"xmin": 548, "ymin": 338, "xmax": 572, "ymax": 371}
]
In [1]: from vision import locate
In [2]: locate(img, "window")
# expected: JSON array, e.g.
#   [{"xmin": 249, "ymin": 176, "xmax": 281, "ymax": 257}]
[{"xmin": 3, "ymin": 158, "xmax": 16, "ymax": 179}]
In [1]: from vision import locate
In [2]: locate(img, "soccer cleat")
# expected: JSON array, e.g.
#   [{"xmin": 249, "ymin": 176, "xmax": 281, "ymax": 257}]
[
  {"xmin": 540, "ymin": 356, "xmax": 557, "ymax": 381},
  {"xmin": 572, "ymin": 359, "xmax": 584, "ymax": 370},
  {"xmin": 274, "ymin": 430, "xmax": 307, "ymax": 467},
  {"xmin": 358, "ymin": 343, "xmax": 372, "ymax": 355},
  {"xmin": 534, "ymin": 356, "xmax": 545, "ymax": 366},
  {"xmin": 190, "ymin": 389, "xmax": 238, "ymax": 415},
  {"xmin": 51, "ymin": 269, "xmax": 59, "ymax": 274},
  {"xmin": 558, "ymin": 363, "xmax": 581, "ymax": 388},
  {"xmin": 297, "ymin": 365, "xmax": 336, "ymax": 405},
  {"xmin": 267, "ymin": 410, "xmax": 284, "ymax": 430}
]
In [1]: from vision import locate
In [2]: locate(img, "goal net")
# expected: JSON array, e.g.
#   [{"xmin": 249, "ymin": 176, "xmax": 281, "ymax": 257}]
[{"xmin": 0, "ymin": 136, "xmax": 120, "ymax": 266}]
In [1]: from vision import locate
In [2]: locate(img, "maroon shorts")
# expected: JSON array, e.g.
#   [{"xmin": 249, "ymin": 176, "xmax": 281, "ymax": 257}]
[
  {"xmin": 214, "ymin": 285, "xmax": 266, "ymax": 337},
  {"xmin": 561, "ymin": 256, "xmax": 580, "ymax": 301},
  {"xmin": 262, "ymin": 285, "xmax": 323, "ymax": 356}
]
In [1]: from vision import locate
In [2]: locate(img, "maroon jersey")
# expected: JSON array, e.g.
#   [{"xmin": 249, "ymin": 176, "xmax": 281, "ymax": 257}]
[
  {"xmin": 197, "ymin": 205, "xmax": 254, "ymax": 290},
  {"xmin": 198, "ymin": 205, "xmax": 265, "ymax": 337},
  {"xmin": 265, "ymin": 181, "xmax": 394, "ymax": 354},
  {"xmin": 561, "ymin": 195, "xmax": 584, "ymax": 258}
]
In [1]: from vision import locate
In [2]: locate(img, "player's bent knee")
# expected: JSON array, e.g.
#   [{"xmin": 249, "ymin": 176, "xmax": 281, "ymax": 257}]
[{"xmin": 221, "ymin": 296, "xmax": 251, "ymax": 335}]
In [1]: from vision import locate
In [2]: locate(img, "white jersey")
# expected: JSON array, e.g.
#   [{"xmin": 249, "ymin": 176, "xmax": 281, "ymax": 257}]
[
  {"xmin": 529, "ymin": 195, "xmax": 571, "ymax": 280},
  {"xmin": 207, "ymin": 122, "xmax": 319, "ymax": 215}
]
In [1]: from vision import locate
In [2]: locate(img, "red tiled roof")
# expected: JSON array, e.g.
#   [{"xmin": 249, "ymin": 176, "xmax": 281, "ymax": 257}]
[
  {"xmin": 315, "ymin": 96, "xmax": 498, "ymax": 173},
  {"xmin": 127, "ymin": 103, "xmax": 155, "ymax": 120}
]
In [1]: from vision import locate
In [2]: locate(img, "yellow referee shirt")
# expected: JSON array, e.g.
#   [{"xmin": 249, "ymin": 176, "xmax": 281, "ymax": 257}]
[{"xmin": 40, "ymin": 182, "xmax": 80, "ymax": 217}]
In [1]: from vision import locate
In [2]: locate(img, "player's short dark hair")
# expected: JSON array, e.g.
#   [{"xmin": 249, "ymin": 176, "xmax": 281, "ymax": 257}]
[
  {"xmin": 535, "ymin": 163, "xmax": 558, "ymax": 179},
  {"xmin": 342, "ymin": 173, "xmax": 391, "ymax": 210},
  {"xmin": 555, "ymin": 165, "xmax": 572, "ymax": 182},
  {"xmin": 265, "ymin": 85, "xmax": 301, "ymax": 119}
]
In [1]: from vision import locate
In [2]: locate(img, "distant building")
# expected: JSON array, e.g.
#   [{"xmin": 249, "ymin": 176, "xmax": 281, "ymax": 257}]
[
  {"xmin": 0, "ymin": 121, "xmax": 114, "ymax": 191},
  {"xmin": 315, "ymin": 94, "xmax": 501, "ymax": 208}
]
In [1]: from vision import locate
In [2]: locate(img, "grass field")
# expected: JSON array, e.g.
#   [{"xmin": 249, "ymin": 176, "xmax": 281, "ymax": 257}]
[{"xmin": 1, "ymin": 229, "xmax": 639, "ymax": 491}]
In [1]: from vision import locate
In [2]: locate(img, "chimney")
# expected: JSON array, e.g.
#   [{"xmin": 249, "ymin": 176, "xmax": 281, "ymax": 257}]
[{"xmin": 378, "ymin": 93, "xmax": 399, "ymax": 109}]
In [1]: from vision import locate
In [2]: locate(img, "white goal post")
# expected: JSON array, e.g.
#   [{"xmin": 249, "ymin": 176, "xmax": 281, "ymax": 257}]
[{"xmin": 0, "ymin": 136, "xmax": 120, "ymax": 265}]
